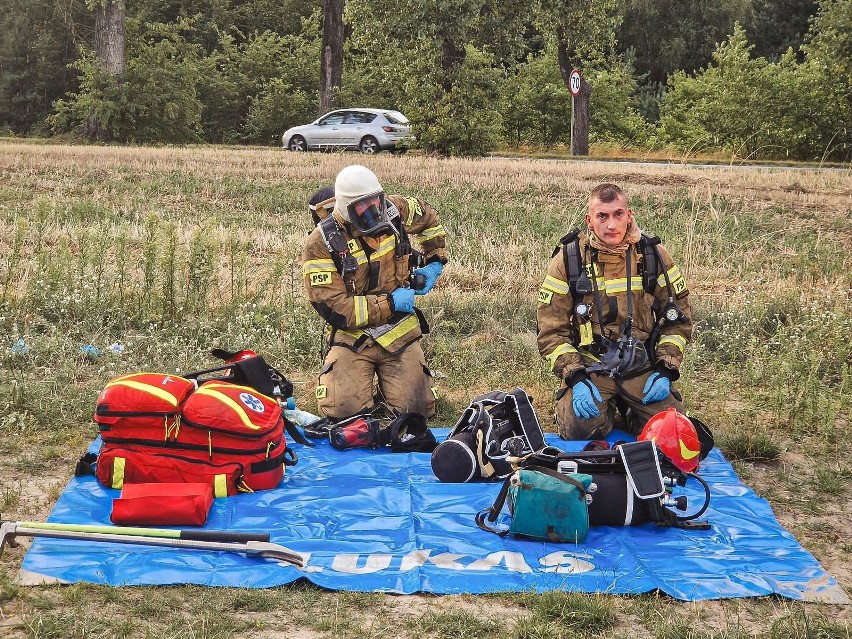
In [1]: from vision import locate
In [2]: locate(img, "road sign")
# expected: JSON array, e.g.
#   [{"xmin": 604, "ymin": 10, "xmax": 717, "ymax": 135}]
[{"xmin": 569, "ymin": 69, "xmax": 582, "ymax": 97}]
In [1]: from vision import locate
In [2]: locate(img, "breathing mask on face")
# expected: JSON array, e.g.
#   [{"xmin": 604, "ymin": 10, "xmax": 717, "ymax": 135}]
[{"xmin": 345, "ymin": 191, "xmax": 393, "ymax": 237}]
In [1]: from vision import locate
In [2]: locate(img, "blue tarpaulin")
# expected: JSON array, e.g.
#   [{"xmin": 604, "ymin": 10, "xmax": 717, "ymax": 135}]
[{"xmin": 18, "ymin": 430, "xmax": 849, "ymax": 602}]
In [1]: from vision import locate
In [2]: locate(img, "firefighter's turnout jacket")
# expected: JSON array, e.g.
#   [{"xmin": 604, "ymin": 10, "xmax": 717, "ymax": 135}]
[
  {"xmin": 302, "ymin": 195, "xmax": 448, "ymax": 355},
  {"xmin": 536, "ymin": 230, "xmax": 693, "ymax": 384}
]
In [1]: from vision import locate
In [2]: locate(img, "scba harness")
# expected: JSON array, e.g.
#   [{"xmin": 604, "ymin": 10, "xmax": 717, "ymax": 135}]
[
  {"xmin": 317, "ymin": 202, "xmax": 421, "ymax": 296},
  {"xmin": 519, "ymin": 440, "xmax": 711, "ymax": 530},
  {"xmin": 431, "ymin": 389, "xmax": 548, "ymax": 483},
  {"xmin": 555, "ymin": 229, "xmax": 688, "ymax": 379}
]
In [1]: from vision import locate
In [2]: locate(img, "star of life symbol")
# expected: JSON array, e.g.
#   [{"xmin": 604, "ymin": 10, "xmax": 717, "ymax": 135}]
[{"xmin": 240, "ymin": 392, "xmax": 265, "ymax": 413}]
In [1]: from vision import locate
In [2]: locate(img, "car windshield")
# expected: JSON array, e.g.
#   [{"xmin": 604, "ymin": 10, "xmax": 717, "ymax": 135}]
[{"xmin": 383, "ymin": 111, "xmax": 409, "ymax": 125}]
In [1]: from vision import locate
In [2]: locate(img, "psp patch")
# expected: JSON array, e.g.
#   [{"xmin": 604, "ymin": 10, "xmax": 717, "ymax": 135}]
[
  {"xmin": 315, "ymin": 385, "xmax": 328, "ymax": 399},
  {"xmin": 538, "ymin": 289, "xmax": 554, "ymax": 305},
  {"xmin": 309, "ymin": 272, "xmax": 333, "ymax": 287}
]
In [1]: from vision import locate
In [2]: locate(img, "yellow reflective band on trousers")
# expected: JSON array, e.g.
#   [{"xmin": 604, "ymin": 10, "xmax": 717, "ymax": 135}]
[
  {"xmin": 302, "ymin": 258, "xmax": 336, "ymax": 275},
  {"xmin": 105, "ymin": 379, "xmax": 180, "ymax": 407},
  {"xmin": 658, "ymin": 334, "xmax": 687, "ymax": 352},
  {"xmin": 194, "ymin": 386, "xmax": 261, "ymax": 430},
  {"xmin": 354, "ymin": 296, "xmax": 369, "ymax": 327},
  {"xmin": 546, "ymin": 343, "xmax": 578, "ymax": 371},
  {"xmin": 542, "ymin": 275, "xmax": 569, "ymax": 295},
  {"xmin": 112, "ymin": 457, "xmax": 126, "ymax": 489},
  {"xmin": 420, "ymin": 224, "xmax": 446, "ymax": 240},
  {"xmin": 214, "ymin": 474, "xmax": 228, "ymax": 498},
  {"xmin": 375, "ymin": 314, "xmax": 420, "ymax": 349}
]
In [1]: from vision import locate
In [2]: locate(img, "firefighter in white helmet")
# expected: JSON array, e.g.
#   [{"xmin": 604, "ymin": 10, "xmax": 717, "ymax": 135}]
[{"xmin": 301, "ymin": 165, "xmax": 448, "ymax": 420}]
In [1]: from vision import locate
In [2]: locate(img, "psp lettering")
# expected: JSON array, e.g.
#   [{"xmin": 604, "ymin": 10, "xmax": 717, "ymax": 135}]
[{"xmin": 310, "ymin": 272, "xmax": 333, "ymax": 286}]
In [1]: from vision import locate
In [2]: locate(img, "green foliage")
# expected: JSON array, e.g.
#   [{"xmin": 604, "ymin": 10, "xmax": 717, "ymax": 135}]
[
  {"xmin": 499, "ymin": 51, "xmax": 573, "ymax": 146},
  {"xmin": 50, "ymin": 19, "xmax": 205, "ymax": 143},
  {"xmin": 244, "ymin": 77, "xmax": 314, "ymax": 146},
  {"xmin": 499, "ymin": 48, "xmax": 651, "ymax": 148},
  {"xmin": 741, "ymin": 0, "xmax": 818, "ymax": 61},
  {"xmin": 658, "ymin": 22, "xmax": 852, "ymax": 161},
  {"xmin": 617, "ymin": 0, "xmax": 752, "ymax": 85},
  {"xmin": 407, "ymin": 47, "xmax": 502, "ymax": 156},
  {"xmin": 200, "ymin": 23, "xmax": 321, "ymax": 144},
  {"xmin": 0, "ymin": 0, "xmax": 84, "ymax": 135},
  {"xmin": 586, "ymin": 60, "xmax": 653, "ymax": 146}
]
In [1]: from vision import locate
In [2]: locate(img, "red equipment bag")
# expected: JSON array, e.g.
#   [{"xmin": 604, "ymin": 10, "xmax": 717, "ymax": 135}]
[
  {"xmin": 90, "ymin": 373, "xmax": 297, "ymax": 497},
  {"xmin": 95, "ymin": 445, "xmax": 247, "ymax": 497},
  {"xmin": 94, "ymin": 372, "xmax": 197, "ymax": 439},
  {"xmin": 110, "ymin": 482, "xmax": 214, "ymax": 526}
]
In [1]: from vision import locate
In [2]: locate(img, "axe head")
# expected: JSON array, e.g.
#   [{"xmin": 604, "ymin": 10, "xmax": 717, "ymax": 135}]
[{"xmin": 0, "ymin": 521, "xmax": 20, "ymax": 554}]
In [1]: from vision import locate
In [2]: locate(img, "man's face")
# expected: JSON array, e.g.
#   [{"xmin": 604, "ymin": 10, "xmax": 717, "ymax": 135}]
[{"xmin": 586, "ymin": 194, "xmax": 633, "ymax": 247}]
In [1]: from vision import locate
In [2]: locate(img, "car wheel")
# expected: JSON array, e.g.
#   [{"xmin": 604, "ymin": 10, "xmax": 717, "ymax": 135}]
[
  {"xmin": 359, "ymin": 136, "xmax": 380, "ymax": 154},
  {"xmin": 288, "ymin": 135, "xmax": 307, "ymax": 152}
]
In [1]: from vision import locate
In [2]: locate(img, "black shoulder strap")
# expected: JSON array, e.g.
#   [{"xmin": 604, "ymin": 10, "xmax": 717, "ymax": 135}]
[
  {"xmin": 319, "ymin": 216, "xmax": 352, "ymax": 274},
  {"xmin": 639, "ymin": 233, "xmax": 662, "ymax": 294},
  {"xmin": 505, "ymin": 388, "xmax": 546, "ymax": 452},
  {"xmin": 559, "ymin": 229, "xmax": 583, "ymax": 295}
]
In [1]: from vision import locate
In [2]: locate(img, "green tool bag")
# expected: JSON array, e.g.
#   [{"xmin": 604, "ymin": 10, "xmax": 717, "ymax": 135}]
[{"xmin": 476, "ymin": 466, "xmax": 592, "ymax": 543}]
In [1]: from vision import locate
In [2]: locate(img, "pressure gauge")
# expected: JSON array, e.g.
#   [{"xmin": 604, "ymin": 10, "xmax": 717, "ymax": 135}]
[{"xmin": 665, "ymin": 305, "xmax": 682, "ymax": 322}]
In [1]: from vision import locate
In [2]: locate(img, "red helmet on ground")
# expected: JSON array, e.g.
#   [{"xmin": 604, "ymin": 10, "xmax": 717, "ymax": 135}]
[{"xmin": 638, "ymin": 407, "xmax": 702, "ymax": 473}]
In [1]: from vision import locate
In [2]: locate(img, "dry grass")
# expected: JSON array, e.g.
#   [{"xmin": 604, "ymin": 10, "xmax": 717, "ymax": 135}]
[{"xmin": 0, "ymin": 141, "xmax": 850, "ymax": 638}]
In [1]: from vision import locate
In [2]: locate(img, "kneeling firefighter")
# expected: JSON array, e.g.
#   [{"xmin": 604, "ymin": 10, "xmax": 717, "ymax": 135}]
[
  {"xmin": 301, "ymin": 165, "xmax": 449, "ymax": 420},
  {"xmin": 536, "ymin": 182, "xmax": 694, "ymax": 440}
]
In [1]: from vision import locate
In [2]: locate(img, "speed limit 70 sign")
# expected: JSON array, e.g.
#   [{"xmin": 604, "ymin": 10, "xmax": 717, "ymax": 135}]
[{"xmin": 569, "ymin": 69, "xmax": 582, "ymax": 97}]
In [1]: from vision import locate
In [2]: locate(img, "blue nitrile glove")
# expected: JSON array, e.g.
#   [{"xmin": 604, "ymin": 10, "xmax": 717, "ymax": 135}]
[
  {"xmin": 389, "ymin": 287, "xmax": 415, "ymax": 313},
  {"xmin": 413, "ymin": 262, "xmax": 444, "ymax": 295},
  {"xmin": 572, "ymin": 379, "xmax": 602, "ymax": 419},
  {"xmin": 642, "ymin": 372, "xmax": 671, "ymax": 404}
]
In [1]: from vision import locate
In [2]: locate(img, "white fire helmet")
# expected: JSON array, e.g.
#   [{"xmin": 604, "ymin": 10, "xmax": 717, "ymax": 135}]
[{"xmin": 334, "ymin": 165, "xmax": 392, "ymax": 236}]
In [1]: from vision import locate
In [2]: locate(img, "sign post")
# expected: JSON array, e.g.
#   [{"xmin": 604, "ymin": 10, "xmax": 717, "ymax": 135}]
[{"xmin": 569, "ymin": 69, "xmax": 581, "ymax": 155}]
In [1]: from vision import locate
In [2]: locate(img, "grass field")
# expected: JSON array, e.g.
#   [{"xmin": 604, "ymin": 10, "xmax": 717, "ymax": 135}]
[{"xmin": 0, "ymin": 141, "xmax": 850, "ymax": 637}]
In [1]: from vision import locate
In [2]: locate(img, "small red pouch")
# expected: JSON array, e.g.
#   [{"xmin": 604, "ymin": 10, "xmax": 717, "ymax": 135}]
[{"xmin": 110, "ymin": 482, "xmax": 214, "ymax": 526}]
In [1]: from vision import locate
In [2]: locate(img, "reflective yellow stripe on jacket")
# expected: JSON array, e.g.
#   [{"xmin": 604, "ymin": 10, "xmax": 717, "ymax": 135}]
[
  {"xmin": 419, "ymin": 224, "xmax": 446, "ymax": 241},
  {"xmin": 354, "ymin": 296, "xmax": 369, "ymax": 327},
  {"xmin": 658, "ymin": 334, "xmax": 687, "ymax": 352},
  {"xmin": 604, "ymin": 277, "xmax": 645, "ymax": 295},
  {"xmin": 302, "ymin": 258, "xmax": 336, "ymax": 275},
  {"xmin": 541, "ymin": 275, "xmax": 569, "ymax": 295},
  {"xmin": 546, "ymin": 343, "xmax": 578, "ymax": 371}
]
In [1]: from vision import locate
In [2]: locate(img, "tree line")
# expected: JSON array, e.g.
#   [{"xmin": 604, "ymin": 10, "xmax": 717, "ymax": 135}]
[{"xmin": 1, "ymin": 0, "xmax": 849, "ymax": 160}]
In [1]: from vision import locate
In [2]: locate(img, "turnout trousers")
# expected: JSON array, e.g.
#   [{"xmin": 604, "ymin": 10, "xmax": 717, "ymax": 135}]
[
  {"xmin": 316, "ymin": 341, "xmax": 436, "ymax": 421},
  {"xmin": 555, "ymin": 369, "xmax": 683, "ymax": 440}
]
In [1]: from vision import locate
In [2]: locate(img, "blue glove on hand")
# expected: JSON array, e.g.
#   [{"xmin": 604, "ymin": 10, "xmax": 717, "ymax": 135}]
[
  {"xmin": 390, "ymin": 287, "xmax": 415, "ymax": 313},
  {"xmin": 572, "ymin": 379, "xmax": 602, "ymax": 419},
  {"xmin": 412, "ymin": 262, "xmax": 444, "ymax": 295},
  {"xmin": 642, "ymin": 372, "xmax": 671, "ymax": 404}
]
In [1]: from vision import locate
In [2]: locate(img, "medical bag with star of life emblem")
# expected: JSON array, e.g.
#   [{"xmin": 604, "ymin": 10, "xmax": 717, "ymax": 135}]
[{"xmin": 87, "ymin": 368, "xmax": 297, "ymax": 498}]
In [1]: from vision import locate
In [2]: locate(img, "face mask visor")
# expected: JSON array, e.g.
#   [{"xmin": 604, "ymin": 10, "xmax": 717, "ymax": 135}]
[{"xmin": 346, "ymin": 192, "xmax": 392, "ymax": 236}]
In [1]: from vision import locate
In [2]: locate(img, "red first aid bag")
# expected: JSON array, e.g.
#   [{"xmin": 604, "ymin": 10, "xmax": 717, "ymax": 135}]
[
  {"xmin": 110, "ymin": 482, "xmax": 214, "ymax": 526},
  {"xmin": 90, "ymin": 374, "xmax": 297, "ymax": 497},
  {"xmin": 95, "ymin": 372, "xmax": 197, "ymax": 439},
  {"xmin": 179, "ymin": 381, "xmax": 293, "ymax": 491}
]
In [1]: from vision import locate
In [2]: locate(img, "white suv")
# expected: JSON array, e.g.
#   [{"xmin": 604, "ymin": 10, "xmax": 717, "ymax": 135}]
[{"xmin": 282, "ymin": 108, "xmax": 412, "ymax": 153}]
